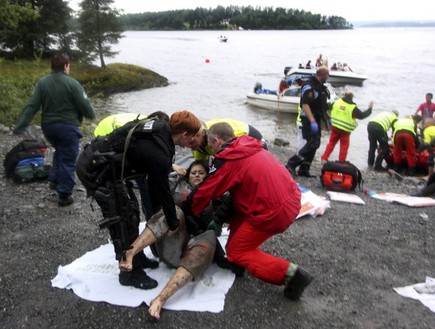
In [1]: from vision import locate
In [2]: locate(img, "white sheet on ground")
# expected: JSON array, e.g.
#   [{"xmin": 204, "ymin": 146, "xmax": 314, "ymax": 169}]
[
  {"xmin": 327, "ymin": 191, "xmax": 365, "ymax": 205},
  {"xmin": 394, "ymin": 277, "xmax": 435, "ymax": 313},
  {"xmin": 51, "ymin": 225, "xmax": 235, "ymax": 311},
  {"xmin": 371, "ymin": 192, "xmax": 435, "ymax": 207},
  {"xmin": 297, "ymin": 185, "xmax": 330, "ymax": 219}
]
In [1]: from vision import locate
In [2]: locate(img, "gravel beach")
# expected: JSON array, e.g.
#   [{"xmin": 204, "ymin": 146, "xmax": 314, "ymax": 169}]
[{"xmin": 1, "ymin": 125, "xmax": 434, "ymax": 329}]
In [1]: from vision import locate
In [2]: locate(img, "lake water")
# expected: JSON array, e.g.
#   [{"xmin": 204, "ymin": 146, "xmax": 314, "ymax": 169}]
[{"xmin": 98, "ymin": 28, "xmax": 435, "ymax": 169}]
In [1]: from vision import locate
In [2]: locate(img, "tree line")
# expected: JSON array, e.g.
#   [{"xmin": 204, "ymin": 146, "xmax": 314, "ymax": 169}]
[
  {"xmin": 0, "ymin": 0, "xmax": 123, "ymax": 68},
  {"xmin": 120, "ymin": 5, "xmax": 352, "ymax": 31},
  {"xmin": 0, "ymin": 2, "xmax": 351, "ymax": 66}
]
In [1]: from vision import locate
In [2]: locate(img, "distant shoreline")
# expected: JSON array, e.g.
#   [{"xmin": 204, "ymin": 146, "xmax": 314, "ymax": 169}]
[{"xmin": 351, "ymin": 20, "xmax": 435, "ymax": 28}]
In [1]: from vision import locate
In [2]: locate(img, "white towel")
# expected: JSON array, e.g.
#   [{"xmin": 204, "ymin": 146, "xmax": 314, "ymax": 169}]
[{"xmin": 52, "ymin": 225, "xmax": 235, "ymax": 312}]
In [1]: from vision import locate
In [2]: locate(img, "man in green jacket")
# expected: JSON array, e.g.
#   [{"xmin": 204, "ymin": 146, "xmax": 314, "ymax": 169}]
[{"xmin": 14, "ymin": 53, "xmax": 96, "ymax": 206}]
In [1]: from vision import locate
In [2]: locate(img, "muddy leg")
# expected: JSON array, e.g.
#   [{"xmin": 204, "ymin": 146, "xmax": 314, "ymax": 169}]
[
  {"xmin": 119, "ymin": 227, "xmax": 157, "ymax": 271},
  {"xmin": 148, "ymin": 267, "xmax": 193, "ymax": 320}
]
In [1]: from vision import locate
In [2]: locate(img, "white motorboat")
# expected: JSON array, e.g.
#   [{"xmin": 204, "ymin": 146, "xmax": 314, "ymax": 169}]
[
  {"xmin": 285, "ymin": 66, "xmax": 367, "ymax": 86},
  {"xmin": 246, "ymin": 82, "xmax": 338, "ymax": 114},
  {"xmin": 246, "ymin": 88, "xmax": 301, "ymax": 114}
]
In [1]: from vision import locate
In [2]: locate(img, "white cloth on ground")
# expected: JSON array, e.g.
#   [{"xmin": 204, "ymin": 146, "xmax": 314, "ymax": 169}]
[
  {"xmin": 394, "ymin": 277, "xmax": 435, "ymax": 313},
  {"xmin": 51, "ymin": 225, "xmax": 235, "ymax": 312}
]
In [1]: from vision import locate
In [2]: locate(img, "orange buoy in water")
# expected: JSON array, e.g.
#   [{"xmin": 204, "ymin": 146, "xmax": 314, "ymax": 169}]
[{"xmin": 205, "ymin": 58, "xmax": 210, "ymax": 63}]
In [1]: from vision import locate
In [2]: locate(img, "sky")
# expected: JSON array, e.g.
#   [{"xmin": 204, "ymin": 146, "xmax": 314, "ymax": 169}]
[{"xmin": 69, "ymin": 0, "xmax": 434, "ymax": 23}]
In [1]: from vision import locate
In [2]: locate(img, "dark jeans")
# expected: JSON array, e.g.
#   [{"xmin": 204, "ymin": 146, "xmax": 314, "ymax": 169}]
[
  {"xmin": 287, "ymin": 116, "xmax": 321, "ymax": 170},
  {"xmin": 367, "ymin": 122, "xmax": 389, "ymax": 168},
  {"xmin": 42, "ymin": 123, "xmax": 82, "ymax": 197}
]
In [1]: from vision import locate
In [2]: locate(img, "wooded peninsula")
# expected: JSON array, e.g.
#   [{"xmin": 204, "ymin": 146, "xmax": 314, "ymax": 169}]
[{"xmin": 120, "ymin": 6, "xmax": 352, "ymax": 31}]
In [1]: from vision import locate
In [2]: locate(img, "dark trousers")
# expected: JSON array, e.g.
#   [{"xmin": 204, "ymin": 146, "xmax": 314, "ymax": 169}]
[
  {"xmin": 287, "ymin": 116, "xmax": 321, "ymax": 170},
  {"xmin": 367, "ymin": 122, "xmax": 389, "ymax": 169},
  {"xmin": 42, "ymin": 123, "xmax": 82, "ymax": 197}
]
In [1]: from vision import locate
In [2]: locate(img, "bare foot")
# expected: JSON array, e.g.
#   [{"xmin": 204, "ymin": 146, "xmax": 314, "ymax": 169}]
[
  {"xmin": 119, "ymin": 249, "xmax": 134, "ymax": 271},
  {"xmin": 148, "ymin": 297, "xmax": 163, "ymax": 320}
]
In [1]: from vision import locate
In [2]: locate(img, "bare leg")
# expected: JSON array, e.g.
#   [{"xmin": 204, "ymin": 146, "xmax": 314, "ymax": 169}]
[
  {"xmin": 148, "ymin": 267, "xmax": 193, "ymax": 320},
  {"xmin": 119, "ymin": 227, "xmax": 157, "ymax": 271}
]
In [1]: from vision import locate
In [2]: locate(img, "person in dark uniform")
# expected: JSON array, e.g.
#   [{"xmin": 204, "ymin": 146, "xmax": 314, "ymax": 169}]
[
  {"xmin": 286, "ymin": 66, "xmax": 330, "ymax": 177},
  {"xmin": 76, "ymin": 111, "xmax": 201, "ymax": 290}
]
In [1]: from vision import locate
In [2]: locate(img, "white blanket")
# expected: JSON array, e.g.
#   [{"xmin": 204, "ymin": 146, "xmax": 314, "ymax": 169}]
[
  {"xmin": 394, "ymin": 277, "xmax": 435, "ymax": 313},
  {"xmin": 51, "ymin": 226, "xmax": 235, "ymax": 312}
]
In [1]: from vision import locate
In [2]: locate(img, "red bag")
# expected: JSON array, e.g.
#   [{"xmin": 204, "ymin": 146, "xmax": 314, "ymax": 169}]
[{"xmin": 321, "ymin": 161, "xmax": 363, "ymax": 191}]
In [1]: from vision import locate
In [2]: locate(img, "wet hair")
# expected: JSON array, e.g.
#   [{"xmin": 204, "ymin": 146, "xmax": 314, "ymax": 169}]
[
  {"xmin": 426, "ymin": 93, "xmax": 433, "ymax": 99},
  {"xmin": 207, "ymin": 122, "xmax": 235, "ymax": 142},
  {"xmin": 184, "ymin": 160, "xmax": 209, "ymax": 182},
  {"xmin": 51, "ymin": 53, "xmax": 69, "ymax": 71},
  {"xmin": 169, "ymin": 110, "xmax": 201, "ymax": 135},
  {"xmin": 148, "ymin": 111, "xmax": 169, "ymax": 122}
]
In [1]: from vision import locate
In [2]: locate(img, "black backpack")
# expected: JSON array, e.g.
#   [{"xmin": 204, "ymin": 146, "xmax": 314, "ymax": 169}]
[{"xmin": 3, "ymin": 139, "xmax": 50, "ymax": 183}]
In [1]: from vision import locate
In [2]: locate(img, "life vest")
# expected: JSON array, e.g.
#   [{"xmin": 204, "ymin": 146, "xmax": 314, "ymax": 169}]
[
  {"xmin": 330, "ymin": 98, "xmax": 357, "ymax": 132},
  {"xmin": 206, "ymin": 118, "xmax": 249, "ymax": 137},
  {"xmin": 423, "ymin": 125, "xmax": 435, "ymax": 145},
  {"xmin": 393, "ymin": 117, "xmax": 416, "ymax": 140},
  {"xmin": 296, "ymin": 106, "xmax": 302, "ymax": 125},
  {"xmin": 94, "ymin": 113, "xmax": 147, "ymax": 137},
  {"xmin": 192, "ymin": 118, "xmax": 250, "ymax": 161},
  {"xmin": 371, "ymin": 111, "xmax": 397, "ymax": 131}
]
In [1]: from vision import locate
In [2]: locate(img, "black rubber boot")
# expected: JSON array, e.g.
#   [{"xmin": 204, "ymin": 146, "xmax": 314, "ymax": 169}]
[
  {"xmin": 286, "ymin": 155, "xmax": 303, "ymax": 177},
  {"xmin": 119, "ymin": 268, "xmax": 158, "ymax": 290},
  {"xmin": 284, "ymin": 267, "xmax": 313, "ymax": 300},
  {"xmin": 297, "ymin": 162, "xmax": 315, "ymax": 177}
]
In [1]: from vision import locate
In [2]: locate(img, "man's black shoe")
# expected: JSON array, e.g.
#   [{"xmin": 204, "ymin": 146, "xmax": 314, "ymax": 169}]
[
  {"xmin": 119, "ymin": 268, "xmax": 158, "ymax": 290},
  {"xmin": 284, "ymin": 267, "xmax": 313, "ymax": 300},
  {"xmin": 58, "ymin": 196, "xmax": 74, "ymax": 207},
  {"xmin": 136, "ymin": 252, "xmax": 159, "ymax": 269}
]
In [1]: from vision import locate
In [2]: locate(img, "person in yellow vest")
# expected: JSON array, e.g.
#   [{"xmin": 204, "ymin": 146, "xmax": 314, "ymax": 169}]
[
  {"xmin": 367, "ymin": 110, "xmax": 399, "ymax": 171},
  {"xmin": 392, "ymin": 115, "xmax": 422, "ymax": 176},
  {"xmin": 190, "ymin": 118, "xmax": 266, "ymax": 162},
  {"xmin": 93, "ymin": 112, "xmax": 148, "ymax": 137},
  {"xmin": 321, "ymin": 90, "xmax": 373, "ymax": 162},
  {"xmin": 420, "ymin": 118, "xmax": 435, "ymax": 179}
]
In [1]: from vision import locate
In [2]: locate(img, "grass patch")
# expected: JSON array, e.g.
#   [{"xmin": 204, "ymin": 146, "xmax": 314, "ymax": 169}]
[{"xmin": 0, "ymin": 59, "xmax": 168, "ymax": 126}]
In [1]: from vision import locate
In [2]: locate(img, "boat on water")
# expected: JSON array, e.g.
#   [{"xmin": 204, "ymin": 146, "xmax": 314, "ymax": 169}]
[
  {"xmin": 246, "ymin": 81, "xmax": 337, "ymax": 114},
  {"xmin": 219, "ymin": 35, "xmax": 228, "ymax": 42},
  {"xmin": 246, "ymin": 87, "xmax": 301, "ymax": 114},
  {"xmin": 285, "ymin": 66, "xmax": 368, "ymax": 86}
]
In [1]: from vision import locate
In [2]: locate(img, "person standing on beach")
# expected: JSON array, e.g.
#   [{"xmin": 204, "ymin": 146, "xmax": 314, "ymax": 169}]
[
  {"xmin": 367, "ymin": 110, "xmax": 399, "ymax": 171},
  {"xmin": 13, "ymin": 53, "xmax": 95, "ymax": 206},
  {"xmin": 321, "ymin": 90, "xmax": 373, "ymax": 162},
  {"xmin": 286, "ymin": 66, "xmax": 330, "ymax": 177},
  {"xmin": 414, "ymin": 92, "xmax": 435, "ymax": 123}
]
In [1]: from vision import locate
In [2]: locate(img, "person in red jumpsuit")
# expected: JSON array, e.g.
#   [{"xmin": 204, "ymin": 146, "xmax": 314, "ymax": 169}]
[{"xmin": 183, "ymin": 122, "xmax": 312, "ymax": 301}]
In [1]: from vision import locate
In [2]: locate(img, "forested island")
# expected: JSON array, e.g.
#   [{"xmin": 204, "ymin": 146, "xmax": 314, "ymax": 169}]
[{"xmin": 120, "ymin": 6, "xmax": 352, "ymax": 31}]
